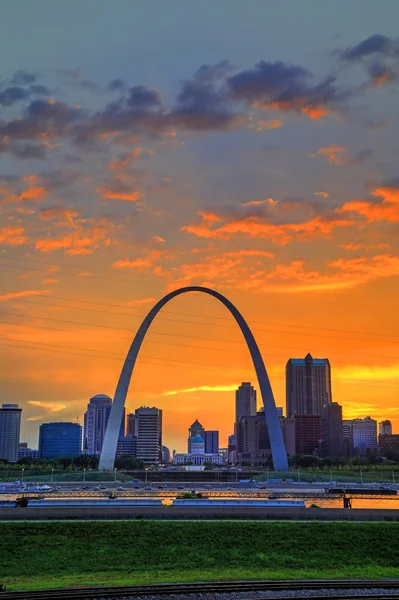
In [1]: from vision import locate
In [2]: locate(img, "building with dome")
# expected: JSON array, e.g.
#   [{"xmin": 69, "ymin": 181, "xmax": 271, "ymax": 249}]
[
  {"xmin": 173, "ymin": 433, "xmax": 224, "ymax": 466},
  {"xmin": 84, "ymin": 394, "xmax": 125, "ymax": 455}
]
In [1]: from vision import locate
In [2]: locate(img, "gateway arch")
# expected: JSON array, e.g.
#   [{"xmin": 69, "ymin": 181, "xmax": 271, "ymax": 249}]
[{"xmin": 99, "ymin": 286, "xmax": 288, "ymax": 472}]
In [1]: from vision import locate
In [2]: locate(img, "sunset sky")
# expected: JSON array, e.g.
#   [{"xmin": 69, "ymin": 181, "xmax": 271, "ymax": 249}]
[{"xmin": 0, "ymin": 1, "xmax": 398, "ymax": 453}]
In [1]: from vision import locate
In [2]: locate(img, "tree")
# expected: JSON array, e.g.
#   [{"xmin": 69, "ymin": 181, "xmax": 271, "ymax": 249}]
[
  {"xmin": 57, "ymin": 457, "xmax": 73, "ymax": 469},
  {"xmin": 114, "ymin": 455, "xmax": 144, "ymax": 470}
]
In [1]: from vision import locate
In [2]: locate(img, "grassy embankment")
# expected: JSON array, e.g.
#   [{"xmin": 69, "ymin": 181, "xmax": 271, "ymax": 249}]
[{"xmin": 1, "ymin": 521, "xmax": 398, "ymax": 590}]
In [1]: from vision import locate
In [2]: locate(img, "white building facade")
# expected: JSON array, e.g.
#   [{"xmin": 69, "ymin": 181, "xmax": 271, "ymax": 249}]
[{"xmin": 173, "ymin": 434, "xmax": 224, "ymax": 466}]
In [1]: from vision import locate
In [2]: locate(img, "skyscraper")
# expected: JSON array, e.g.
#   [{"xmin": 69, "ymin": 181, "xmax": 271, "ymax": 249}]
[
  {"xmin": 83, "ymin": 394, "xmax": 125, "ymax": 455},
  {"xmin": 279, "ymin": 416, "xmax": 296, "ymax": 457},
  {"xmin": 236, "ymin": 410, "xmax": 270, "ymax": 465},
  {"xmin": 135, "ymin": 407, "xmax": 162, "ymax": 464},
  {"xmin": 126, "ymin": 412, "xmax": 138, "ymax": 437},
  {"xmin": 294, "ymin": 414, "xmax": 322, "ymax": 455},
  {"xmin": 286, "ymin": 353, "xmax": 332, "ymax": 417},
  {"xmin": 379, "ymin": 420, "xmax": 392, "ymax": 436},
  {"xmin": 204, "ymin": 430, "xmax": 219, "ymax": 454},
  {"xmin": 0, "ymin": 404, "xmax": 22, "ymax": 462},
  {"xmin": 321, "ymin": 402, "xmax": 343, "ymax": 457},
  {"xmin": 235, "ymin": 382, "xmax": 257, "ymax": 421},
  {"xmin": 344, "ymin": 417, "xmax": 377, "ymax": 455},
  {"xmin": 39, "ymin": 422, "xmax": 82, "ymax": 458}
]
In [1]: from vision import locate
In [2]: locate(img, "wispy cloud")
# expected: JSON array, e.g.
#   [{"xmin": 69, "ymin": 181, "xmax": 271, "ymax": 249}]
[
  {"xmin": 0, "ymin": 289, "xmax": 49, "ymax": 301},
  {"xmin": 162, "ymin": 384, "xmax": 239, "ymax": 397}
]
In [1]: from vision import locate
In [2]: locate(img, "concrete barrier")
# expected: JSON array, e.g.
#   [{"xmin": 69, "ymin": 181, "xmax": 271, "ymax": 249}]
[{"xmin": 0, "ymin": 505, "xmax": 399, "ymax": 521}]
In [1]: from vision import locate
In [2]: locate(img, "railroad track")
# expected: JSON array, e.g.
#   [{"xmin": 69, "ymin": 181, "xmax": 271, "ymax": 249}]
[{"xmin": 1, "ymin": 579, "xmax": 399, "ymax": 599}]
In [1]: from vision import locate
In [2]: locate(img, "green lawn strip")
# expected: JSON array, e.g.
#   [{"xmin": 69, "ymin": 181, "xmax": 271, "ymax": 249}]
[{"xmin": 1, "ymin": 521, "xmax": 398, "ymax": 591}]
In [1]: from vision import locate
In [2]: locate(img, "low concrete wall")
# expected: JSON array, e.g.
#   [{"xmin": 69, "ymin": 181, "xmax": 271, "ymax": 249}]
[{"xmin": 1, "ymin": 506, "xmax": 399, "ymax": 521}]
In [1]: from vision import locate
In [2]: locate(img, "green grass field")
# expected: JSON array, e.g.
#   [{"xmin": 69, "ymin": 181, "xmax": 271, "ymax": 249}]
[{"xmin": 1, "ymin": 521, "xmax": 398, "ymax": 590}]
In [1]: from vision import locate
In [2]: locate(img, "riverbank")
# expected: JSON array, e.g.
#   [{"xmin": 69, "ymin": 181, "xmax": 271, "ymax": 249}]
[{"xmin": 1, "ymin": 521, "xmax": 398, "ymax": 590}]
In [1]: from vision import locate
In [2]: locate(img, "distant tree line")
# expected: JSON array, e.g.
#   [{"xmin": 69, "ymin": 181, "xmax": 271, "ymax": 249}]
[{"xmin": 0, "ymin": 454, "xmax": 144, "ymax": 471}]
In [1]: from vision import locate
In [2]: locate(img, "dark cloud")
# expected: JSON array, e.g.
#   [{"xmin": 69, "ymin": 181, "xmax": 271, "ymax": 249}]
[
  {"xmin": 107, "ymin": 79, "xmax": 128, "ymax": 92},
  {"xmin": 0, "ymin": 86, "xmax": 30, "ymax": 106},
  {"xmin": 170, "ymin": 78, "xmax": 238, "ymax": 131},
  {"xmin": 11, "ymin": 70, "xmax": 37, "ymax": 85},
  {"xmin": 0, "ymin": 84, "xmax": 50, "ymax": 106},
  {"xmin": 227, "ymin": 61, "xmax": 345, "ymax": 117},
  {"xmin": 341, "ymin": 34, "xmax": 397, "ymax": 61},
  {"xmin": 192, "ymin": 60, "xmax": 233, "ymax": 83},
  {"xmin": 367, "ymin": 61, "xmax": 397, "ymax": 84},
  {"xmin": 126, "ymin": 86, "xmax": 162, "ymax": 108},
  {"xmin": 0, "ymin": 99, "xmax": 83, "ymax": 140},
  {"xmin": 228, "ymin": 61, "xmax": 310, "ymax": 102}
]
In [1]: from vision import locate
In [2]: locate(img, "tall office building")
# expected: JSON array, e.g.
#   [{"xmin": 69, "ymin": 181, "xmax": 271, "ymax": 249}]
[
  {"xmin": 39, "ymin": 422, "xmax": 82, "ymax": 458},
  {"xmin": 135, "ymin": 407, "xmax": 162, "ymax": 464},
  {"xmin": 279, "ymin": 416, "xmax": 296, "ymax": 457},
  {"xmin": 345, "ymin": 417, "xmax": 377, "ymax": 455},
  {"xmin": 294, "ymin": 414, "xmax": 322, "ymax": 455},
  {"xmin": 379, "ymin": 420, "xmax": 392, "ymax": 436},
  {"xmin": 0, "ymin": 404, "xmax": 22, "ymax": 462},
  {"xmin": 204, "ymin": 430, "xmax": 219, "ymax": 454},
  {"xmin": 126, "ymin": 413, "xmax": 138, "ymax": 437},
  {"xmin": 236, "ymin": 410, "xmax": 270, "ymax": 465},
  {"xmin": 116, "ymin": 435, "xmax": 137, "ymax": 457},
  {"xmin": 162, "ymin": 445, "xmax": 171, "ymax": 463},
  {"xmin": 83, "ymin": 394, "xmax": 125, "ymax": 455},
  {"xmin": 187, "ymin": 419, "xmax": 205, "ymax": 453},
  {"xmin": 286, "ymin": 353, "xmax": 332, "ymax": 417},
  {"xmin": 228, "ymin": 434, "xmax": 237, "ymax": 463},
  {"xmin": 321, "ymin": 402, "xmax": 343, "ymax": 457},
  {"xmin": 235, "ymin": 382, "xmax": 257, "ymax": 421},
  {"xmin": 342, "ymin": 420, "xmax": 354, "ymax": 457}
]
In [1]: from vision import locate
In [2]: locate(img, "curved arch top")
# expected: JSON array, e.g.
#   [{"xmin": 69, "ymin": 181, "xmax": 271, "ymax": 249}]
[{"xmin": 99, "ymin": 286, "xmax": 288, "ymax": 471}]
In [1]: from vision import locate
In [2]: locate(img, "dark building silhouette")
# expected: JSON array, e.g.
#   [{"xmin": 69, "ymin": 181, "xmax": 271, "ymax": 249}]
[
  {"xmin": 286, "ymin": 353, "xmax": 332, "ymax": 417},
  {"xmin": 235, "ymin": 382, "xmax": 257, "ymax": 421},
  {"xmin": 204, "ymin": 430, "xmax": 219, "ymax": 454},
  {"xmin": 379, "ymin": 434, "xmax": 399, "ymax": 454},
  {"xmin": 321, "ymin": 402, "xmax": 343, "ymax": 457},
  {"xmin": 279, "ymin": 416, "xmax": 296, "ymax": 457},
  {"xmin": 0, "ymin": 404, "xmax": 22, "ymax": 463},
  {"xmin": 294, "ymin": 414, "xmax": 322, "ymax": 455},
  {"xmin": 126, "ymin": 413, "xmax": 137, "ymax": 437},
  {"xmin": 116, "ymin": 435, "xmax": 137, "ymax": 457},
  {"xmin": 236, "ymin": 409, "xmax": 270, "ymax": 465},
  {"xmin": 379, "ymin": 420, "xmax": 392, "ymax": 436}
]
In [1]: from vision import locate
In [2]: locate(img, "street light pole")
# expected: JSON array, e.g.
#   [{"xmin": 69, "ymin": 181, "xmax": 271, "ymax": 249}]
[
  {"xmin": 51, "ymin": 468, "xmax": 54, "ymax": 484},
  {"xmin": 83, "ymin": 468, "xmax": 86, "ymax": 483},
  {"xmin": 145, "ymin": 468, "xmax": 148, "ymax": 483},
  {"xmin": 114, "ymin": 468, "xmax": 117, "ymax": 483},
  {"xmin": 21, "ymin": 468, "xmax": 24, "ymax": 484}
]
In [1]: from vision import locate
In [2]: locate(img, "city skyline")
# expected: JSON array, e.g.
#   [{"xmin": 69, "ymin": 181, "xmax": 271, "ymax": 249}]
[
  {"xmin": 10, "ymin": 366, "xmax": 396, "ymax": 457},
  {"xmin": 0, "ymin": 2, "xmax": 398, "ymax": 453}
]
